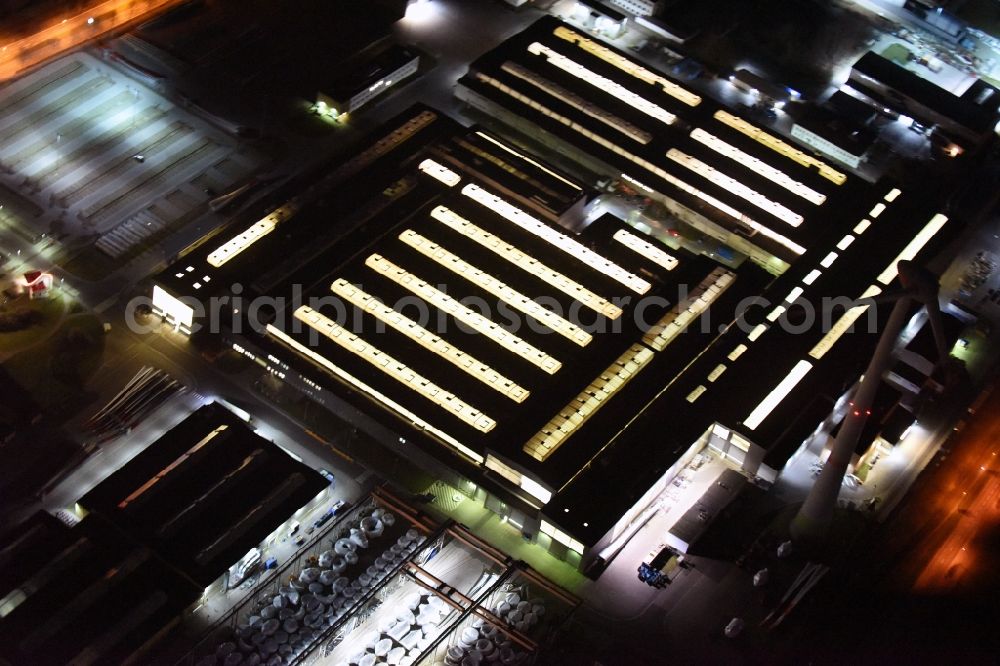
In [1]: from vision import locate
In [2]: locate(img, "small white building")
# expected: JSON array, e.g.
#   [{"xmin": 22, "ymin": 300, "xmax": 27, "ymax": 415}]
[
  {"xmin": 315, "ymin": 45, "xmax": 419, "ymax": 119},
  {"xmin": 609, "ymin": 0, "xmax": 661, "ymax": 17}
]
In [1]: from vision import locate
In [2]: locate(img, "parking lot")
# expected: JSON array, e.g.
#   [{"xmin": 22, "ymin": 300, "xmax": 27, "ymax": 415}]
[{"xmin": 0, "ymin": 52, "xmax": 259, "ymax": 253}]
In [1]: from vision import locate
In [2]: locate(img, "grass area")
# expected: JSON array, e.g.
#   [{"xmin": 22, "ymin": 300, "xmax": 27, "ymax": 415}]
[
  {"xmin": 881, "ymin": 42, "xmax": 912, "ymax": 66},
  {"xmin": 2, "ymin": 310, "xmax": 105, "ymax": 422},
  {"xmin": 0, "ymin": 293, "xmax": 67, "ymax": 358},
  {"xmin": 429, "ymin": 481, "xmax": 587, "ymax": 592}
]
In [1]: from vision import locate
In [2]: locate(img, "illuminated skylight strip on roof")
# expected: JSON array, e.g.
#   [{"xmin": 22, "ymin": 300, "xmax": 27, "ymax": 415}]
[
  {"xmin": 853, "ymin": 219, "xmax": 871, "ymax": 235},
  {"xmin": 884, "ymin": 188, "xmax": 901, "ymax": 202},
  {"xmin": 118, "ymin": 426, "xmax": 228, "ymax": 509},
  {"xmin": 686, "ymin": 385, "xmax": 708, "ymax": 403},
  {"xmin": 502, "ymin": 60, "xmax": 653, "ymax": 144},
  {"xmin": 714, "ymin": 110, "xmax": 847, "ymax": 185},
  {"xmin": 636, "ymin": 169, "xmax": 806, "ymax": 255},
  {"xmin": 523, "ymin": 343, "xmax": 654, "ymax": 462},
  {"xmin": 526, "ymin": 42, "xmax": 676, "ymax": 126},
  {"xmin": 366, "ymin": 254, "xmax": 561, "ymax": 374},
  {"xmin": 837, "ymin": 235, "xmax": 855, "ymax": 251},
  {"xmin": 474, "ymin": 131, "xmax": 581, "ymax": 190},
  {"xmin": 470, "ymin": 73, "xmax": 807, "ymax": 256},
  {"xmin": 745, "ymin": 360, "xmax": 813, "ymax": 429},
  {"xmin": 207, "ymin": 217, "xmax": 276, "ymax": 268},
  {"xmin": 876, "ymin": 214, "xmax": 949, "ymax": 286},
  {"xmin": 747, "ymin": 324, "xmax": 768, "ymax": 341},
  {"xmin": 689, "ymin": 128, "xmax": 827, "ymax": 205},
  {"xmin": 803, "ymin": 269, "xmax": 822, "ymax": 285},
  {"xmin": 331, "ymin": 279, "xmax": 529, "ymax": 402},
  {"xmin": 462, "ymin": 183, "xmax": 651, "ymax": 293},
  {"xmin": 398, "ymin": 229, "xmax": 592, "ymax": 346},
  {"xmin": 431, "ymin": 206, "xmax": 621, "ymax": 319},
  {"xmin": 728, "ymin": 344, "xmax": 748, "ymax": 361},
  {"xmin": 643, "ymin": 268, "xmax": 735, "ymax": 352},
  {"xmin": 294, "ymin": 306, "xmax": 496, "ymax": 433},
  {"xmin": 418, "ymin": 158, "xmax": 461, "ymax": 186},
  {"xmin": 484, "ymin": 455, "xmax": 552, "ymax": 505},
  {"xmin": 808, "ymin": 285, "xmax": 882, "ymax": 359},
  {"xmin": 552, "ymin": 25, "xmax": 702, "ymax": 107},
  {"xmin": 667, "ymin": 149, "xmax": 805, "ymax": 227},
  {"xmin": 330, "ymin": 110, "xmax": 438, "ymax": 182},
  {"xmin": 266, "ymin": 323, "xmax": 484, "ymax": 463},
  {"xmin": 612, "ymin": 228, "xmax": 679, "ymax": 271},
  {"xmin": 869, "ymin": 203, "xmax": 886, "ymax": 218}
]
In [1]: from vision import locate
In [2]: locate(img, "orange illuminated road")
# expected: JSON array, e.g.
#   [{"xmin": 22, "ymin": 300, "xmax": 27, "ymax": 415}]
[
  {"xmin": 0, "ymin": 0, "xmax": 187, "ymax": 80},
  {"xmin": 769, "ymin": 386, "xmax": 1000, "ymax": 662},
  {"xmin": 884, "ymin": 386, "xmax": 1000, "ymax": 595}
]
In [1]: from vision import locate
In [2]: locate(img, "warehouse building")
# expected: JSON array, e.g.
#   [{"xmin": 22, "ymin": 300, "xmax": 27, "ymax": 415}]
[
  {"xmin": 791, "ymin": 105, "xmax": 878, "ymax": 169},
  {"xmin": 846, "ymin": 51, "xmax": 1000, "ymax": 150},
  {"xmin": 79, "ymin": 402, "xmax": 331, "ymax": 591},
  {"xmin": 151, "ymin": 83, "xmax": 958, "ymax": 572},
  {"xmin": 315, "ymin": 45, "xmax": 420, "ymax": 120},
  {"xmin": 0, "ymin": 512, "xmax": 199, "ymax": 665},
  {"xmin": 1, "ymin": 399, "xmax": 332, "ymax": 664}
]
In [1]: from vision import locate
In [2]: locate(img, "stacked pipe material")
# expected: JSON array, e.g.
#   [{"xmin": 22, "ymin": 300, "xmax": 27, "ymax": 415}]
[
  {"xmin": 344, "ymin": 590, "xmax": 448, "ymax": 666},
  {"xmin": 491, "ymin": 591, "xmax": 544, "ymax": 635},
  {"xmin": 199, "ymin": 510, "xmax": 418, "ymax": 666},
  {"xmin": 442, "ymin": 615, "xmax": 532, "ymax": 665}
]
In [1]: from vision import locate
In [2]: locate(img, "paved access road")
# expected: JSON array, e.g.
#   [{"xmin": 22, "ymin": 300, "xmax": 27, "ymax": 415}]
[
  {"xmin": 766, "ymin": 384, "xmax": 1000, "ymax": 664},
  {"xmin": 901, "ymin": 387, "xmax": 1000, "ymax": 596}
]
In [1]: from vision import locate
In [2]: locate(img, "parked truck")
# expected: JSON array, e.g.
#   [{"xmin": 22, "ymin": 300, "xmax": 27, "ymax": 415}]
[{"xmin": 638, "ymin": 542, "xmax": 685, "ymax": 588}]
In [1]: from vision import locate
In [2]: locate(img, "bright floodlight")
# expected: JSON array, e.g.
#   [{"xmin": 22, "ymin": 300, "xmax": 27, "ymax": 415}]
[{"xmin": 404, "ymin": 0, "xmax": 440, "ymax": 25}]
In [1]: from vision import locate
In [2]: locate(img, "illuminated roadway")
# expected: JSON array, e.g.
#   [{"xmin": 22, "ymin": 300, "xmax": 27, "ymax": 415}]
[
  {"xmin": 902, "ymin": 387, "xmax": 1000, "ymax": 595},
  {"xmin": 0, "ymin": 0, "xmax": 188, "ymax": 80},
  {"xmin": 768, "ymin": 383, "xmax": 1000, "ymax": 663}
]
